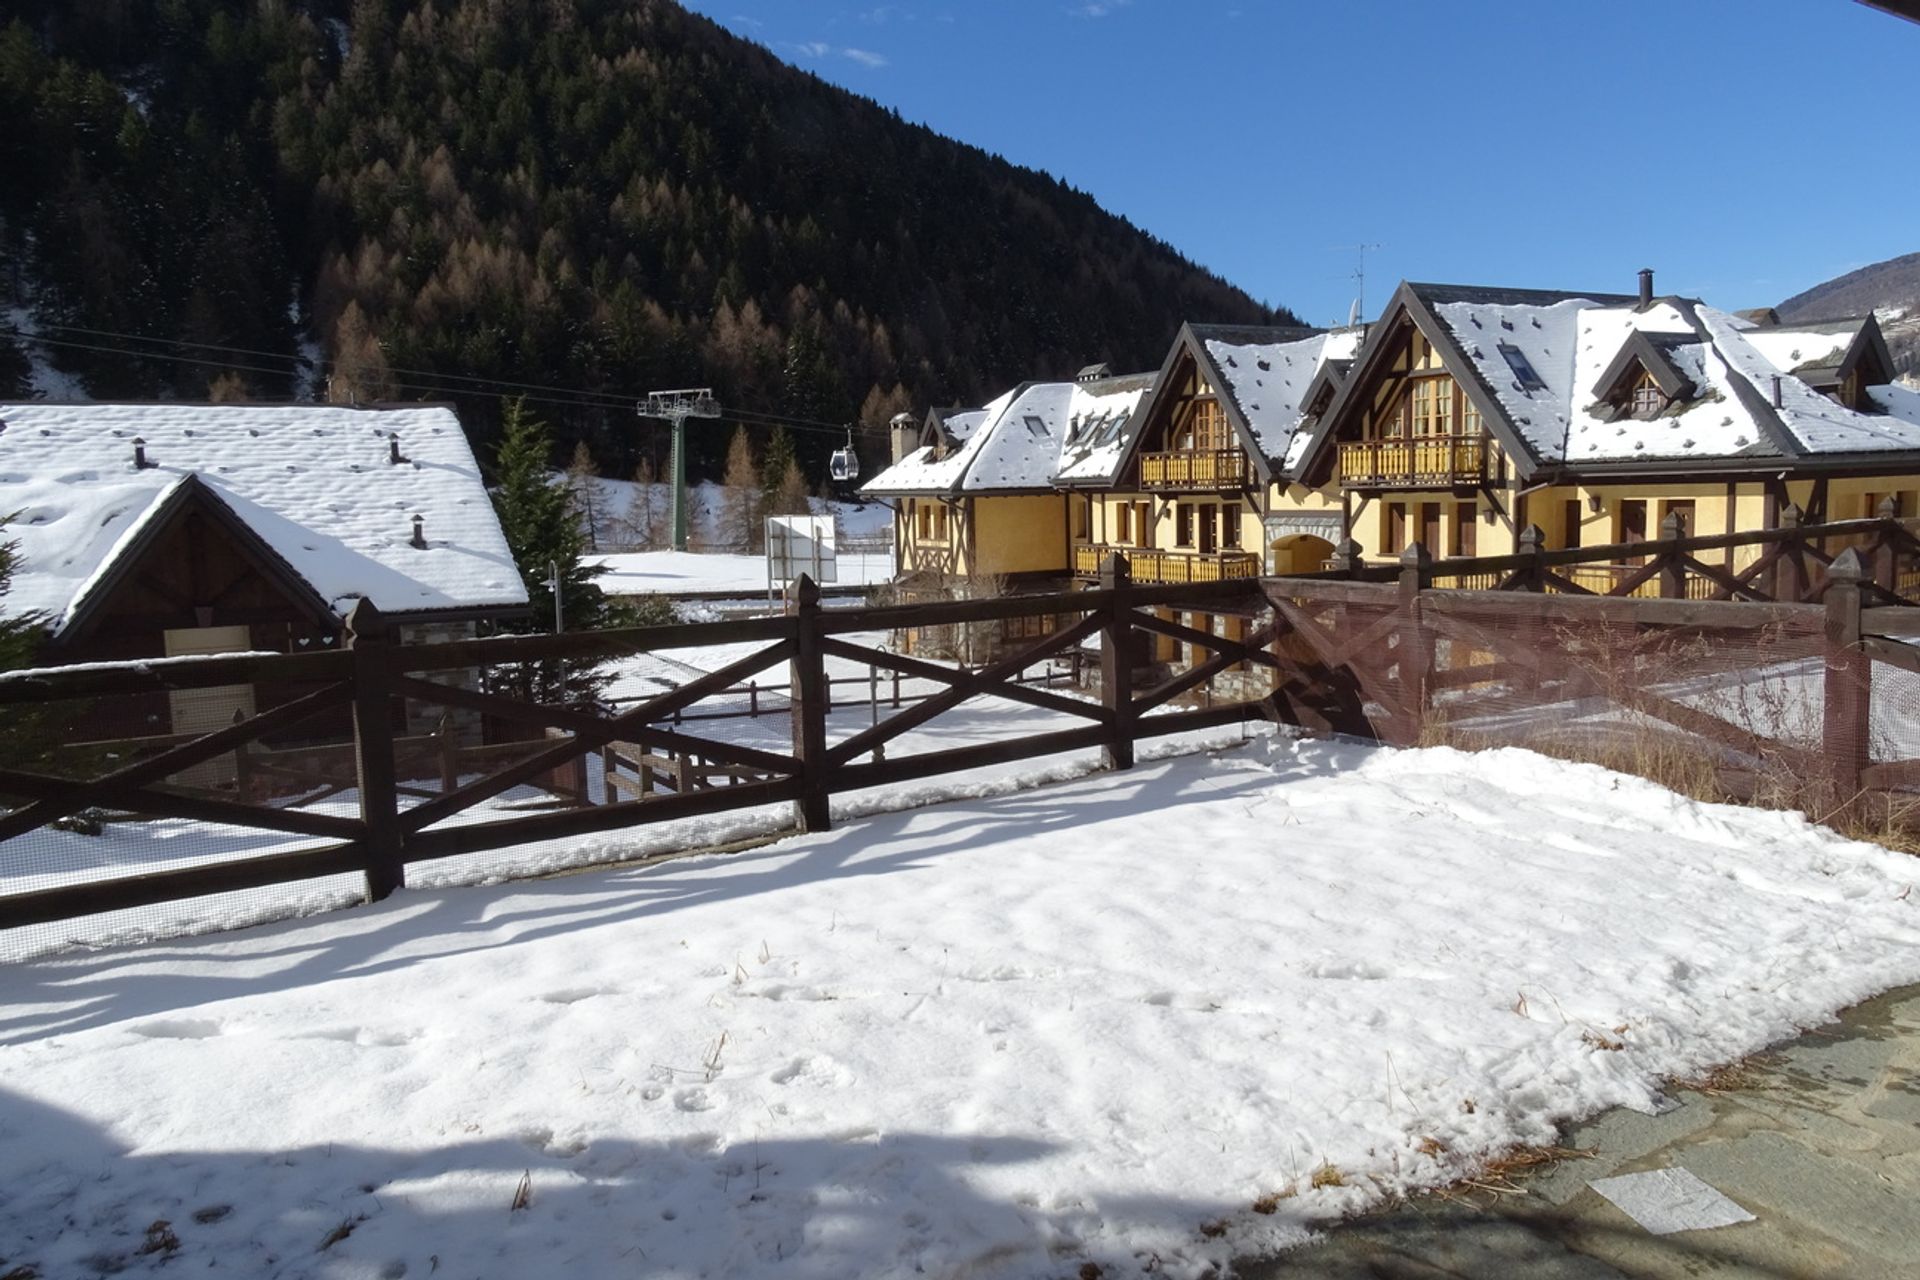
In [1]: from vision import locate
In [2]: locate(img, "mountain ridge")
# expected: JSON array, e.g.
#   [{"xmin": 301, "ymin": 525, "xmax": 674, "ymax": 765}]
[{"xmin": 0, "ymin": 0, "xmax": 1290, "ymax": 481}]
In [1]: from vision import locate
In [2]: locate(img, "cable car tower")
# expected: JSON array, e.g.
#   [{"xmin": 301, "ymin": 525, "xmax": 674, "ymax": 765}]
[{"xmin": 639, "ymin": 388, "xmax": 721, "ymax": 552}]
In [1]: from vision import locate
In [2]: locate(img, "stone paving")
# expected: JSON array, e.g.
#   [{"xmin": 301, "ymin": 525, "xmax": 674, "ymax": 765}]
[{"xmin": 1242, "ymin": 984, "xmax": 1920, "ymax": 1279}]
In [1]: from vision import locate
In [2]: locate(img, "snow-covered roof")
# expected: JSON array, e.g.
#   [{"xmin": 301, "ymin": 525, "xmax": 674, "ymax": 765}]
[
  {"xmin": 1203, "ymin": 327, "xmax": 1362, "ymax": 472},
  {"xmin": 1415, "ymin": 286, "xmax": 1920, "ymax": 468},
  {"xmin": 864, "ymin": 375, "xmax": 1152, "ymax": 496},
  {"xmin": 0, "ymin": 403, "xmax": 528, "ymax": 633}
]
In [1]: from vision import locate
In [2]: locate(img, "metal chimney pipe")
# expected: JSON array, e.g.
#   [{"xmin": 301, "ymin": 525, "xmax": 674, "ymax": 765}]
[
  {"xmin": 389, "ymin": 432, "xmax": 403, "ymax": 465},
  {"xmin": 1637, "ymin": 268, "xmax": 1654, "ymax": 307},
  {"xmin": 132, "ymin": 437, "xmax": 148, "ymax": 469},
  {"xmin": 1771, "ymin": 375, "xmax": 1784, "ymax": 409},
  {"xmin": 410, "ymin": 514, "xmax": 426, "ymax": 548}
]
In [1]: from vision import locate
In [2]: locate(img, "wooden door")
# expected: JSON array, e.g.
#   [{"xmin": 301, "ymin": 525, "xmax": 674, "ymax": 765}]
[
  {"xmin": 163, "ymin": 625, "xmax": 257, "ymax": 787},
  {"xmin": 1420, "ymin": 502, "xmax": 1442, "ymax": 555}
]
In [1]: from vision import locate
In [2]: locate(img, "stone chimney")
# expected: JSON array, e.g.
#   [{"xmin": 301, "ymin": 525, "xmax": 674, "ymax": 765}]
[{"xmin": 889, "ymin": 411, "xmax": 919, "ymax": 464}]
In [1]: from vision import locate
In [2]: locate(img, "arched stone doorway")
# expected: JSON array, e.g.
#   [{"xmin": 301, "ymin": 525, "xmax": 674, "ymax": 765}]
[{"xmin": 1269, "ymin": 533, "xmax": 1334, "ymax": 576}]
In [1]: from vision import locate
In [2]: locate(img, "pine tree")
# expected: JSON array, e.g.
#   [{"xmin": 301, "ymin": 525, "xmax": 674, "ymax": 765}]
[
  {"xmin": 720, "ymin": 425, "xmax": 762, "ymax": 552},
  {"xmin": 760, "ymin": 425, "xmax": 798, "ymax": 517},
  {"xmin": 771, "ymin": 454, "xmax": 811, "ymax": 517},
  {"xmin": 487, "ymin": 398, "xmax": 616, "ymax": 704}
]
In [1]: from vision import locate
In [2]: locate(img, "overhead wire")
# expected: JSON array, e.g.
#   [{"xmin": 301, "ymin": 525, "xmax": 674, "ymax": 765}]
[{"xmin": 2, "ymin": 323, "xmax": 866, "ymax": 437}]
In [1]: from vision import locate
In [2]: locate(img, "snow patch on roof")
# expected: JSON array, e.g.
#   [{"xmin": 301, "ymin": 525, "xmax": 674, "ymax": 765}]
[
  {"xmin": 1207, "ymin": 329, "xmax": 1362, "ymax": 472},
  {"xmin": 0, "ymin": 403, "xmax": 528, "ymax": 631},
  {"xmin": 862, "ymin": 388, "xmax": 1016, "ymax": 496},
  {"xmin": 1431, "ymin": 296, "xmax": 1920, "ymax": 466}
]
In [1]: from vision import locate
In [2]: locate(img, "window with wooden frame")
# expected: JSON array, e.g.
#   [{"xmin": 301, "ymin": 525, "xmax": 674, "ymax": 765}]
[
  {"xmin": 1419, "ymin": 502, "xmax": 1442, "ymax": 553},
  {"xmin": 1386, "ymin": 502, "xmax": 1409, "ymax": 554},
  {"xmin": 915, "ymin": 502, "xmax": 931, "ymax": 540},
  {"xmin": 1175, "ymin": 502, "xmax": 1196, "ymax": 548},
  {"xmin": 1563, "ymin": 498, "xmax": 1584, "ymax": 550},
  {"xmin": 1177, "ymin": 399, "xmax": 1231, "ymax": 452},
  {"xmin": 1409, "ymin": 376, "xmax": 1456, "ymax": 437},
  {"xmin": 932, "ymin": 505, "xmax": 948, "ymax": 540},
  {"xmin": 1220, "ymin": 505, "xmax": 1242, "ymax": 549},
  {"xmin": 1617, "ymin": 498, "xmax": 1648, "ymax": 563},
  {"xmin": 1452, "ymin": 502, "xmax": 1477, "ymax": 557},
  {"xmin": 1662, "ymin": 499, "xmax": 1695, "ymax": 539},
  {"xmin": 1135, "ymin": 501, "xmax": 1153, "ymax": 548},
  {"xmin": 1116, "ymin": 501, "xmax": 1132, "ymax": 544},
  {"xmin": 1628, "ymin": 369, "xmax": 1666, "ymax": 419},
  {"xmin": 1002, "ymin": 612, "xmax": 1057, "ymax": 643}
]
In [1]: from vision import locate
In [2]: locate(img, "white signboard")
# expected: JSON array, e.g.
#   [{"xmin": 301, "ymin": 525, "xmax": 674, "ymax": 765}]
[{"xmin": 766, "ymin": 514, "xmax": 838, "ymax": 587}]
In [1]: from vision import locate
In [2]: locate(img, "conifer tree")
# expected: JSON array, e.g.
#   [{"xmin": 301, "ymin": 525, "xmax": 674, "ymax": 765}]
[
  {"xmin": 487, "ymin": 398, "xmax": 616, "ymax": 704},
  {"xmin": 566, "ymin": 441, "xmax": 605, "ymax": 551},
  {"xmin": 720, "ymin": 425, "xmax": 763, "ymax": 552}
]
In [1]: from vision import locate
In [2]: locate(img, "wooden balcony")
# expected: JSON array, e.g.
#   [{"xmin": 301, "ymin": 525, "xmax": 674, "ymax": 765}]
[
  {"xmin": 1074, "ymin": 544, "xmax": 1261, "ymax": 584},
  {"xmin": 1138, "ymin": 448, "xmax": 1252, "ymax": 490},
  {"xmin": 1338, "ymin": 435, "xmax": 1486, "ymax": 488}
]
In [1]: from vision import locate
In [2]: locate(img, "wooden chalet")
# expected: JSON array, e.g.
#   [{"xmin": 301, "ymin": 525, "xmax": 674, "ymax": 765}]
[
  {"xmin": 0, "ymin": 402, "xmax": 529, "ymax": 757},
  {"xmin": 1290, "ymin": 273, "xmax": 1920, "ymax": 592}
]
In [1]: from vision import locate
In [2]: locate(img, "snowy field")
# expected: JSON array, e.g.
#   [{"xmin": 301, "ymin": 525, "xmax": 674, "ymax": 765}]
[
  {"xmin": 3, "ymin": 738, "xmax": 1918, "ymax": 1279},
  {"xmin": 592, "ymin": 547, "xmax": 895, "ymax": 598}
]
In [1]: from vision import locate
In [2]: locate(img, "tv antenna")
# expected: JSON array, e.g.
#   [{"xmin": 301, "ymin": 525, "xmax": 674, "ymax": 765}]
[
  {"xmin": 1334, "ymin": 243, "xmax": 1383, "ymax": 326},
  {"xmin": 639, "ymin": 389, "xmax": 722, "ymax": 552}
]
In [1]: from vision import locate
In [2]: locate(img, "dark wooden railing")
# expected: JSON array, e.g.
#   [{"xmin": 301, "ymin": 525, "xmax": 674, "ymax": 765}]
[
  {"xmin": 0, "ymin": 564, "xmax": 1273, "ymax": 941},
  {"xmin": 1312, "ymin": 507, "xmax": 1920, "ymax": 607}
]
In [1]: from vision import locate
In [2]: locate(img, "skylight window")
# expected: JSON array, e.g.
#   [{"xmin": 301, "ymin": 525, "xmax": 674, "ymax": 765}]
[
  {"xmin": 1499, "ymin": 342, "xmax": 1546, "ymax": 392},
  {"xmin": 1023, "ymin": 415, "xmax": 1049, "ymax": 439}
]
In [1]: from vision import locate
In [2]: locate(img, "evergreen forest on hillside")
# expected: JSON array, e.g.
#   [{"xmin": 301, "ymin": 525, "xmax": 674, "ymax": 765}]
[{"xmin": 0, "ymin": 0, "xmax": 1289, "ymax": 484}]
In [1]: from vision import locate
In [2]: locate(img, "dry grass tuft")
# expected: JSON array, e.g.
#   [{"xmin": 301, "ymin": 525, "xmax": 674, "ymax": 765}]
[
  {"xmin": 1250, "ymin": 1186, "xmax": 1295, "ymax": 1215},
  {"xmin": 1198, "ymin": 1220, "xmax": 1230, "ymax": 1239},
  {"xmin": 1078, "ymin": 1263, "xmax": 1104, "ymax": 1280},
  {"xmin": 1416, "ymin": 1136, "xmax": 1449, "ymax": 1159},
  {"xmin": 1678, "ymin": 1052, "xmax": 1780, "ymax": 1096},
  {"xmin": 1309, "ymin": 1162, "xmax": 1346, "ymax": 1190}
]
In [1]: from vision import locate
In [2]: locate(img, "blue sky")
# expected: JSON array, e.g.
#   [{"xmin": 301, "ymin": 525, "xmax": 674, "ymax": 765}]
[{"xmin": 679, "ymin": 0, "xmax": 1920, "ymax": 327}]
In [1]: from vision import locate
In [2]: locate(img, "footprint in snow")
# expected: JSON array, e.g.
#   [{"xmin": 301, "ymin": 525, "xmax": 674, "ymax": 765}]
[
  {"xmin": 674, "ymin": 1088, "xmax": 717, "ymax": 1112},
  {"xmin": 538, "ymin": 987, "xmax": 613, "ymax": 1005},
  {"xmin": 130, "ymin": 1018, "xmax": 224, "ymax": 1040}
]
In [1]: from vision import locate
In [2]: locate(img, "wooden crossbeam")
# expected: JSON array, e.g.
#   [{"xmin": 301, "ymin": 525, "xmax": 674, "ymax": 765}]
[
  {"xmin": 1133, "ymin": 618, "xmax": 1281, "ymax": 716},
  {"xmin": 388, "ymin": 676, "xmax": 799, "ymax": 779},
  {"xmin": 816, "ymin": 637, "xmax": 1105, "ymax": 724},
  {"xmin": 0, "ymin": 681, "xmax": 355, "ymax": 844},
  {"xmin": 824, "ymin": 613, "xmax": 1107, "ymax": 767},
  {"xmin": 398, "ymin": 640, "xmax": 797, "ymax": 834}
]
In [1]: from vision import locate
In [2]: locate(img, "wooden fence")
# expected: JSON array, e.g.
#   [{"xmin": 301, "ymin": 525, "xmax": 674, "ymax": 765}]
[
  {"xmin": 4, "ymin": 514, "xmax": 1917, "ymax": 946},
  {"xmin": 0, "ymin": 564, "xmax": 1276, "ymax": 936}
]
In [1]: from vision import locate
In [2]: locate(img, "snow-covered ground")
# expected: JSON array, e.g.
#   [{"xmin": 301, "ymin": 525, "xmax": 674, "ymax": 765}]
[
  {"xmin": 572, "ymin": 475, "xmax": 893, "ymax": 556},
  {"xmin": 2, "ymin": 737, "xmax": 1917, "ymax": 1279},
  {"xmin": 592, "ymin": 547, "xmax": 895, "ymax": 598}
]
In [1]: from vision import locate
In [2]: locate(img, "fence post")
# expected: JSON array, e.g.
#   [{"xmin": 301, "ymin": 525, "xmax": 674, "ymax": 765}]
[
  {"xmin": 1659, "ymin": 510, "xmax": 1687, "ymax": 598},
  {"xmin": 1874, "ymin": 495, "xmax": 1900, "ymax": 595},
  {"xmin": 1823, "ymin": 549, "xmax": 1871, "ymax": 818},
  {"xmin": 1100, "ymin": 552, "xmax": 1136, "ymax": 771},
  {"xmin": 1397, "ymin": 542, "xmax": 1434, "ymax": 745},
  {"xmin": 789, "ymin": 573, "xmax": 831, "ymax": 832},
  {"xmin": 346, "ymin": 599, "xmax": 404, "ymax": 903},
  {"xmin": 1327, "ymin": 537, "xmax": 1366, "ymax": 579},
  {"xmin": 1515, "ymin": 524, "xmax": 1547, "ymax": 590},
  {"xmin": 1776, "ymin": 503, "xmax": 1807, "ymax": 602}
]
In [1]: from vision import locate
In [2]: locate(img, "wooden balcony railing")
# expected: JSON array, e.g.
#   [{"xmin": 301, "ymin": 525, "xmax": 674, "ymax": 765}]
[
  {"xmin": 1139, "ymin": 448, "xmax": 1252, "ymax": 490},
  {"xmin": 1338, "ymin": 435, "xmax": 1486, "ymax": 488},
  {"xmin": 1075, "ymin": 544, "xmax": 1261, "ymax": 584}
]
